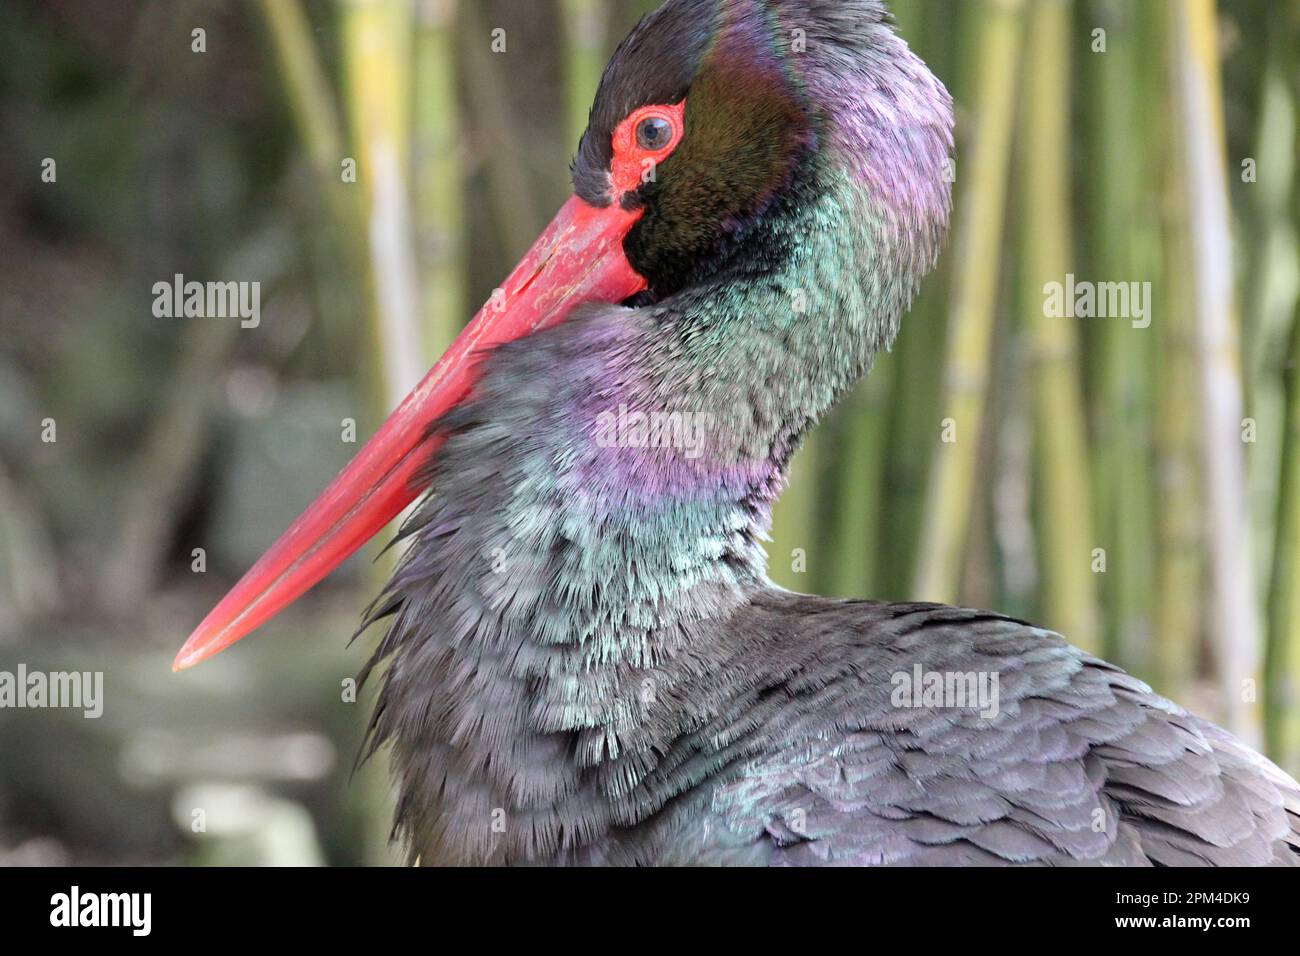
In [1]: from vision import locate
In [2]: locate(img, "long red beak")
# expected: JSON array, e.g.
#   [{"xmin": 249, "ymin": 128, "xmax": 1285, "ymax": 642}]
[{"xmin": 174, "ymin": 196, "xmax": 646, "ymax": 670}]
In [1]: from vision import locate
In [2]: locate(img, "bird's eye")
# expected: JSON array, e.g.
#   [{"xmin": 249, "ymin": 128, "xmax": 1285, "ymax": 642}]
[
  {"xmin": 636, "ymin": 116, "xmax": 674, "ymax": 151},
  {"xmin": 608, "ymin": 102, "xmax": 685, "ymax": 196}
]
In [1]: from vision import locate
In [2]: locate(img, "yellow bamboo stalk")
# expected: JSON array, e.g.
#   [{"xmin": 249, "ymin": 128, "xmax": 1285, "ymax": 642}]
[
  {"xmin": 1170, "ymin": 0, "xmax": 1260, "ymax": 743},
  {"xmin": 339, "ymin": 0, "xmax": 426, "ymax": 865},
  {"xmin": 342, "ymin": 0, "xmax": 426, "ymax": 407},
  {"xmin": 1018, "ymin": 0, "xmax": 1098, "ymax": 651},
  {"xmin": 914, "ymin": 0, "xmax": 1025, "ymax": 604},
  {"xmin": 1155, "ymin": 57, "xmax": 1204, "ymax": 701}
]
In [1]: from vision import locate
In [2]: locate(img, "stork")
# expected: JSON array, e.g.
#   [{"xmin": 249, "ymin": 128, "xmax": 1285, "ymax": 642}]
[{"xmin": 175, "ymin": 0, "xmax": 1300, "ymax": 866}]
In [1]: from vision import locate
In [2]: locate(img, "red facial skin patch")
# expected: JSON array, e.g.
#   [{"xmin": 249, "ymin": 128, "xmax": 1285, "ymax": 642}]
[{"xmin": 609, "ymin": 101, "xmax": 688, "ymax": 199}]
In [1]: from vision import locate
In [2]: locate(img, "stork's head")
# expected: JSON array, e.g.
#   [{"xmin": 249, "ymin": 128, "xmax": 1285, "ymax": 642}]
[
  {"xmin": 575, "ymin": 0, "xmax": 953, "ymax": 304},
  {"xmin": 174, "ymin": 0, "xmax": 952, "ymax": 670}
]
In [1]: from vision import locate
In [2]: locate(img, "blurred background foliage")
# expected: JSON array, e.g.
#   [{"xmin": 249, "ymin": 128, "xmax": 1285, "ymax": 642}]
[{"xmin": 0, "ymin": 0, "xmax": 1297, "ymax": 865}]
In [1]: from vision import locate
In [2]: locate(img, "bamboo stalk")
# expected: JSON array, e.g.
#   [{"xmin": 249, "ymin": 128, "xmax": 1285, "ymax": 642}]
[
  {"xmin": 1153, "ymin": 7, "xmax": 1203, "ymax": 701},
  {"xmin": 769, "ymin": 432, "xmax": 825, "ymax": 592},
  {"xmin": 257, "ymin": 0, "xmax": 366, "ymax": 359},
  {"xmin": 1268, "ymin": 309, "xmax": 1300, "ymax": 773},
  {"xmin": 1265, "ymin": 12, "xmax": 1300, "ymax": 773},
  {"xmin": 825, "ymin": 0, "xmax": 929, "ymax": 594},
  {"xmin": 1246, "ymin": 11, "xmax": 1300, "ymax": 770},
  {"xmin": 826, "ymin": 357, "xmax": 896, "ymax": 599},
  {"xmin": 414, "ymin": 0, "xmax": 465, "ymax": 362},
  {"xmin": 1088, "ymin": 0, "xmax": 1156, "ymax": 671},
  {"xmin": 258, "ymin": 0, "xmax": 347, "ymax": 190},
  {"xmin": 1170, "ymin": 0, "xmax": 1261, "ymax": 743},
  {"xmin": 891, "ymin": 0, "xmax": 924, "ymax": 44},
  {"xmin": 882, "ymin": 0, "xmax": 956, "ymax": 599},
  {"xmin": 1018, "ymin": 0, "xmax": 1098, "ymax": 651},
  {"xmin": 338, "ymin": 0, "xmax": 424, "ymax": 867},
  {"xmin": 1240, "ymin": 9, "xmax": 1298, "ymax": 430},
  {"xmin": 563, "ymin": 0, "xmax": 606, "ymax": 149},
  {"xmin": 913, "ymin": 0, "xmax": 1025, "ymax": 604},
  {"xmin": 341, "ymin": 0, "xmax": 426, "ymax": 407},
  {"xmin": 876, "ymin": 0, "xmax": 945, "ymax": 604},
  {"xmin": 884, "ymin": 281, "xmax": 950, "ymax": 599},
  {"xmin": 459, "ymin": 0, "xmax": 548, "ymax": 256}
]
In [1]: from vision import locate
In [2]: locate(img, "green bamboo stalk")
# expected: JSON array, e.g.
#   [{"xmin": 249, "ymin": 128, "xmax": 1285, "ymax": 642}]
[
  {"xmin": 258, "ymin": 0, "xmax": 348, "ymax": 190},
  {"xmin": 460, "ymin": 0, "xmax": 548, "ymax": 256},
  {"xmin": 891, "ymin": 0, "xmax": 924, "ymax": 42},
  {"xmin": 1268, "ymin": 309, "xmax": 1300, "ymax": 773},
  {"xmin": 1019, "ymin": 0, "xmax": 1098, "ymax": 651},
  {"xmin": 1153, "ymin": 6, "xmax": 1203, "ymax": 702},
  {"xmin": 1241, "ymin": 9, "xmax": 1298, "ymax": 433},
  {"xmin": 563, "ymin": 0, "xmax": 606, "ymax": 149},
  {"xmin": 414, "ymin": 0, "xmax": 465, "ymax": 362},
  {"xmin": 769, "ymin": 433, "xmax": 826, "ymax": 593},
  {"xmin": 256, "ymin": 0, "xmax": 365, "ymax": 367},
  {"xmin": 1265, "ymin": 14, "xmax": 1300, "ymax": 773},
  {"xmin": 1249, "ymin": 20, "xmax": 1299, "ymax": 772},
  {"xmin": 825, "ymin": 0, "xmax": 929, "ymax": 600},
  {"xmin": 881, "ymin": 0, "xmax": 957, "ymax": 599},
  {"xmin": 913, "ymin": 0, "xmax": 1025, "ymax": 604},
  {"xmin": 883, "ymin": 289, "xmax": 949, "ymax": 599},
  {"xmin": 1170, "ymin": 0, "xmax": 1261, "ymax": 743},
  {"xmin": 1088, "ymin": 0, "xmax": 1156, "ymax": 671},
  {"xmin": 876, "ymin": 0, "xmax": 945, "ymax": 605},
  {"xmin": 1268, "ymin": 306, "xmax": 1300, "ymax": 770},
  {"xmin": 826, "ymin": 357, "xmax": 896, "ymax": 599}
]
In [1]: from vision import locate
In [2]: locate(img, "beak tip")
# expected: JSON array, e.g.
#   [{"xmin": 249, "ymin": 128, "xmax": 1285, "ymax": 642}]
[{"xmin": 172, "ymin": 632, "xmax": 215, "ymax": 672}]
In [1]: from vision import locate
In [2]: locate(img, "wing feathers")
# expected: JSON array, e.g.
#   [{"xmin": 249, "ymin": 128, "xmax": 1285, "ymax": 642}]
[{"xmin": 714, "ymin": 595, "xmax": 1300, "ymax": 866}]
